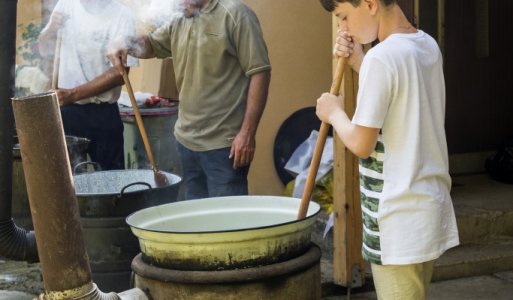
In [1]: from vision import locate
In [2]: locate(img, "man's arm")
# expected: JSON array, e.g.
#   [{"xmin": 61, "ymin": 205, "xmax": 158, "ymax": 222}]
[
  {"xmin": 107, "ymin": 35, "xmax": 156, "ymax": 67},
  {"xmin": 56, "ymin": 66, "xmax": 127, "ymax": 106},
  {"xmin": 38, "ymin": 12, "xmax": 68, "ymax": 57},
  {"xmin": 59, "ymin": 34, "xmax": 154, "ymax": 105},
  {"xmin": 38, "ymin": 27, "xmax": 58, "ymax": 57},
  {"xmin": 230, "ymin": 70, "xmax": 271, "ymax": 169}
]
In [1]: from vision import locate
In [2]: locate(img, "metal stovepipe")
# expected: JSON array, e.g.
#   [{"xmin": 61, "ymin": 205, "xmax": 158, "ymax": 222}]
[
  {"xmin": 0, "ymin": 0, "xmax": 39, "ymax": 262},
  {"xmin": 12, "ymin": 93, "xmax": 146, "ymax": 300}
]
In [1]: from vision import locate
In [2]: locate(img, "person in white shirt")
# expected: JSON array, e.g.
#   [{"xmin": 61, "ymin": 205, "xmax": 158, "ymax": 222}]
[
  {"xmin": 38, "ymin": 0, "xmax": 138, "ymax": 170},
  {"xmin": 316, "ymin": 0, "xmax": 459, "ymax": 299}
]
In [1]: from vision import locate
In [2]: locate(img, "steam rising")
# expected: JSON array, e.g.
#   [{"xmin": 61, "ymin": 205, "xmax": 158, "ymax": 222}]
[
  {"xmin": 141, "ymin": 0, "xmax": 186, "ymax": 27},
  {"xmin": 15, "ymin": 0, "xmax": 208, "ymax": 97}
]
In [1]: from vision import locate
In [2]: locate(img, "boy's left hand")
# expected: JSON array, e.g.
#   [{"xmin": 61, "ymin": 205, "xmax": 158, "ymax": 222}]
[{"xmin": 316, "ymin": 92, "xmax": 344, "ymax": 124}]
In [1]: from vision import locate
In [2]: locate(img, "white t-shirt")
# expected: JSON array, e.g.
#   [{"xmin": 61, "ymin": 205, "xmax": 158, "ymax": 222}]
[
  {"xmin": 352, "ymin": 30, "xmax": 459, "ymax": 265},
  {"xmin": 48, "ymin": 0, "xmax": 138, "ymax": 104}
]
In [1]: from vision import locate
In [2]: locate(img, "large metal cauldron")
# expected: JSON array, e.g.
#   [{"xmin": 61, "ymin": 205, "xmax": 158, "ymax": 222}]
[
  {"xmin": 126, "ymin": 196, "xmax": 320, "ymax": 271},
  {"xmin": 12, "ymin": 135, "xmax": 90, "ymax": 228},
  {"xmin": 73, "ymin": 169, "xmax": 181, "ymax": 292},
  {"xmin": 74, "ymin": 169, "xmax": 181, "ymax": 217}
]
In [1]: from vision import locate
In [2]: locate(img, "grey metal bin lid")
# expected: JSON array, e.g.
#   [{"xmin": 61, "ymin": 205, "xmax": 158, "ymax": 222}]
[{"xmin": 119, "ymin": 105, "xmax": 178, "ymax": 117}]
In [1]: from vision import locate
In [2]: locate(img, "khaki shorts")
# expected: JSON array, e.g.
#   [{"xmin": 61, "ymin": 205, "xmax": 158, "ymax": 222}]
[{"xmin": 371, "ymin": 260, "xmax": 435, "ymax": 300}]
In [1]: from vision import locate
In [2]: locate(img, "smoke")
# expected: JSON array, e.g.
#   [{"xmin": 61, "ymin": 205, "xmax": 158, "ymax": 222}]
[
  {"xmin": 140, "ymin": 0, "xmax": 210, "ymax": 27},
  {"xmin": 16, "ymin": 1, "xmax": 51, "ymax": 96},
  {"xmin": 141, "ymin": 0, "xmax": 186, "ymax": 28},
  {"xmin": 38, "ymin": 1, "xmax": 208, "ymax": 32}
]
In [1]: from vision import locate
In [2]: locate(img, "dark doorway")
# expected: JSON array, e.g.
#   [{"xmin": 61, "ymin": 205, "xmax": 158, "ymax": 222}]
[{"xmin": 444, "ymin": 0, "xmax": 513, "ymax": 154}]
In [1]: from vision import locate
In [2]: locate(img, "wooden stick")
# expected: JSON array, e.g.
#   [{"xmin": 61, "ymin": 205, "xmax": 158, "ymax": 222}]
[
  {"xmin": 51, "ymin": 31, "xmax": 62, "ymax": 90},
  {"xmin": 121, "ymin": 67, "xmax": 169, "ymax": 186},
  {"xmin": 121, "ymin": 68, "xmax": 158, "ymax": 169},
  {"xmin": 297, "ymin": 57, "xmax": 346, "ymax": 219}
]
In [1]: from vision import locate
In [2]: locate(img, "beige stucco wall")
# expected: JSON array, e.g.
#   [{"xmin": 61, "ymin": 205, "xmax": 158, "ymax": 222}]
[{"xmin": 243, "ymin": 1, "xmax": 332, "ymax": 195}]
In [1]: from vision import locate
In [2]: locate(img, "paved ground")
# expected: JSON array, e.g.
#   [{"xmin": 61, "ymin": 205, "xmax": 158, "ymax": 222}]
[
  {"xmin": 2, "ymin": 257, "xmax": 513, "ymax": 300},
  {"xmin": 0, "ymin": 291, "xmax": 34, "ymax": 300},
  {"xmin": 3, "ymin": 174, "xmax": 512, "ymax": 299},
  {"xmin": 322, "ymin": 270, "xmax": 513, "ymax": 299},
  {"xmin": 0, "ymin": 259, "xmax": 41, "ymax": 299}
]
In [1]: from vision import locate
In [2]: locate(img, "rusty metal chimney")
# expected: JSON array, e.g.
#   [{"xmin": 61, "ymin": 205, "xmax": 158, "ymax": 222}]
[
  {"xmin": 12, "ymin": 92, "xmax": 147, "ymax": 300},
  {"xmin": 0, "ymin": 0, "xmax": 39, "ymax": 262}
]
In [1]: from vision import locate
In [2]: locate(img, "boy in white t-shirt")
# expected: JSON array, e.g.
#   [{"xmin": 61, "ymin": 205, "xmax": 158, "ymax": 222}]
[{"xmin": 316, "ymin": 0, "xmax": 459, "ymax": 299}]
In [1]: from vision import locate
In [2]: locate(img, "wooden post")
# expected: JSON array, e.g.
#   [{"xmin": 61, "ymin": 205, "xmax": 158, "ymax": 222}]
[
  {"xmin": 332, "ymin": 64, "xmax": 365, "ymax": 288},
  {"xmin": 331, "ymin": 17, "xmax": 365, "ymax": 288}
]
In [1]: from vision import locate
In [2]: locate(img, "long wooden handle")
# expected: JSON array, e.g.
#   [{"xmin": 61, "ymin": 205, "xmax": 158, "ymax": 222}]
[
  {"xmin": 51, "ymin": 31, "xmax": 62, "ymax": 90},
  {"xmin": 297, "ymin": 57, "xmax": 346, "ymax": 219},
  {"xmin": 121, "ymin": 68, "xmax": 160, "ymax": 171}
]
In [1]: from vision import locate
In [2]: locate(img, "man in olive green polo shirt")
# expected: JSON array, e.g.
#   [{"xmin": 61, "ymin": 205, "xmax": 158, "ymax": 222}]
[{"xmin": 108, "ymin": 0, "xmax": 271, "ymax": 199}]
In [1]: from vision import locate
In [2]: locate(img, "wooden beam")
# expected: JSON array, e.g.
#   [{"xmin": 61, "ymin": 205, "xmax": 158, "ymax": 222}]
[
  {"xmin": 332, "ymin": 63, "xmax": 365, "ymax": 288},
  {"xmin": 331, "ymin": 17, "xmax": 365, "ymax": 288}
]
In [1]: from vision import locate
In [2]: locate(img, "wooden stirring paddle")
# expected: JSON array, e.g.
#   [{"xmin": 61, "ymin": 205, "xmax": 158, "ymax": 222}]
[
  {"xmin": 120, "ymin": 67, "xmax": 169, "ymax": 187},
  {"xmin": 297, "ymin": 57, "xmax": 346, "ymax": 219}
]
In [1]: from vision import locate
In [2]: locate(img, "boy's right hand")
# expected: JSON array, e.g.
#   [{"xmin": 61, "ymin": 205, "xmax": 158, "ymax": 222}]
[
  {"xmin": 316, "ymin": 92, "xmax": 344, "ymax": 125},
  {"xmin": 334, "ymin": 31, "xmax": 364, "ymax": 72}
]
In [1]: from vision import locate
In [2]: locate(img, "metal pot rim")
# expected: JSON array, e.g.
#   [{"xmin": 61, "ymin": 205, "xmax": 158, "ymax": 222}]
[
  {"xmin": 74, "ymin": 169, "xmax": 181, "ymax": 196},
  {"xmin": 126, "ymin": 195, "xmax": 320, "ymax": 235}
]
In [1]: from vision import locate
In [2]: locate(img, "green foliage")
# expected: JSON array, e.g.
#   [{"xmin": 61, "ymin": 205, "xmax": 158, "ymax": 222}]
[
  {"xmin": 17, "ymin": 21, "xmax": 44, "ymax": 66},
  {"xmin": 283, "ymin": 170, "xmax": 334, "ymax": 214}
]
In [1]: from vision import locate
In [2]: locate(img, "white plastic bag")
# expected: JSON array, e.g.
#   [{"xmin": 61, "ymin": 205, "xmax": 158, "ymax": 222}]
[{"xmin": 284, "ymin": 130, "xmax": 333, "ymax": 198}]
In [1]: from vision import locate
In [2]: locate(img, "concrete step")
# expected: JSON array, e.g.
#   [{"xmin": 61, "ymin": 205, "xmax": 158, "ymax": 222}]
[
  {"xmin": 321, "ymin": 237, "xmax": 513, "ymax": 286},
  {"xmin": 318, "ymin": 174, "xmax": 513, "ymax": 287},
  {"xmin": 455, "ymin": 205, "xmax": 513, "ymax": 245},
  {"xmin": 320, "ymin": 238, "xmax": 513, "ymax": 298},
  {"xmin": 433, "ymin": 236, "xmax": 513, "ymax": 282},
  {"xmin": 451, "ymin": 174, "xmax": 513, "ymax": 244},
  {"xmin": 431, "ymin": 174, "xmax": 513, "ymax": 281}
]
